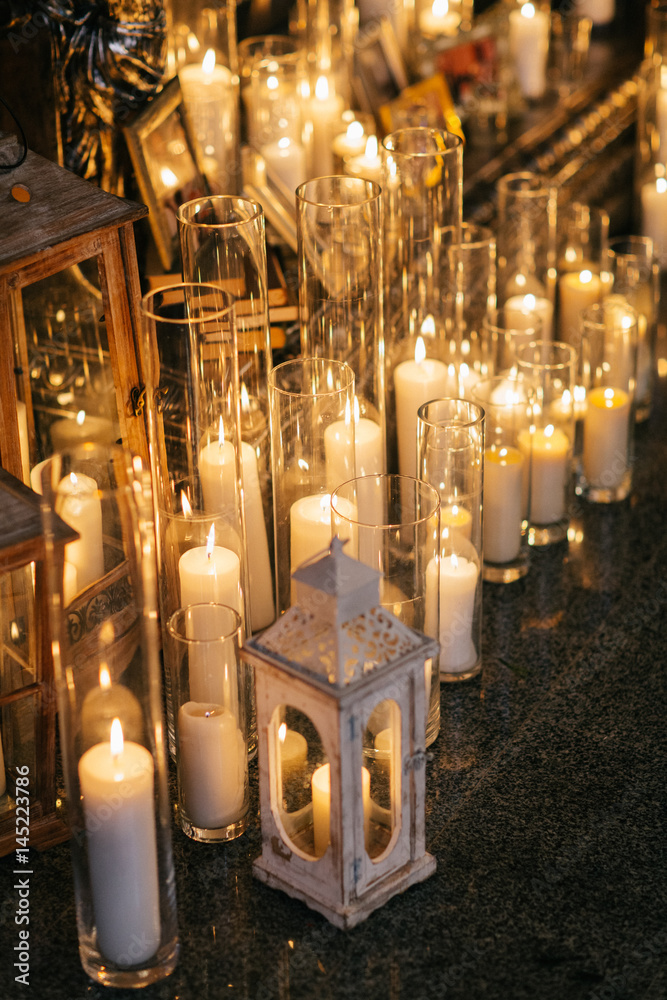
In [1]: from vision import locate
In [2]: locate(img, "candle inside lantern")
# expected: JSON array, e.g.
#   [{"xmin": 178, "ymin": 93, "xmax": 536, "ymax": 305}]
[
  {"xmin": 50, "ymin": 409, "xmax": 116, "ymax": 452},
  {"xmin": 178, "ymin": 702, "xmax": 245, "ymax": 830},
  {"xmin": 582, "ymin": 386, "xmax": 630, "ymax": 488},
  {"xmin": 78, "ymin": 718, "xmax": 161, "ymax": 967},
  {"xmin": 311, "ymin": 762, "xmax": 371, "ymax": 857},
  {"xmin": 483, "ymin": 446, "xmax": 524, "ymax": 564},
  {"xmin": 57, "ymin": 471, "xmax": 105, "ymax": 595},
  {"xmin": 278, "ymin": 722, "xmax": 308, "ymax": 779}
]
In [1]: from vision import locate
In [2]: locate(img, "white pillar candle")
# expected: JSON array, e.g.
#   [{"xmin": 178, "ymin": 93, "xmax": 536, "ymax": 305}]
[
  {"xmin": 78, "ymin": 720, "xmax": 160, "ymax": 967},
  {"xmin": 419, "ymin": 0, "xmax": 461, "ymax": 37},
  {"xmin": 324, "ymin": 412, "xmax": 382, "ymax": 486},
  {"xmin": 179, "ymin": 51, "xmax": 235, "ymax": 184},
  {"xmin": 50, "ymin": 411, "xmax": 116, "ymax": 452},
  {"xmin": 344, "ymin": 135, "xmax": 383, "ymax": 186},
  {"xmin": 199, "ymin": 428, "xmax": 236, "ymax": 518},
  {"xmin": 504, "ymin": 293, "xmax": 553, "ymax": 339},
  {"xmin": 290, "ymin": 493, "xmax": 335, "ymax": 573},
  {"xmin": 178, "ymin": 528, "xmax": 241, "ymax": 612},
  {"xmin": 305, "ymin": 76, "xmax": 344, "ymax": 177},
  {"xmin": 278, "ymin": 723, "xmax": 308, "ymax": 779},
  {"xmin": 178, "ymin": 701, "xmax": 245, "ymax": 830},
  {"xmin": 441, "ymin": 504, "xmax": 473, "ymax": 543},
  {"xmin": 261, "ymin": 136, "xmax": 307, "ymax": 193},
  {"xmin": 558, "ymin": 268, "xmax": 605, "ymax": 341},
  {"xmin": 332, "ymin": 120, "xmax": 367, "ymax": 163},
  {"xmin": 509, "ymin": 3, "xmax": 550, "ymax": 100},
  {"xmin": 483, "ymin": 446, "xmax": 524, "ymax": 564},
  {"xmin": 517, "ymin": 424, "xmax": 570, "ymax": 524},
  {"xmin": 583, "ymin": 387, "xmax": 630, "ymax": 488},
  {"xmin": 394, "ymin": 338, "xmax": 456, "ymax": 478},
  {"xmin": 56, "ymin": 472, "xmax": 105, "ymax": 594},
  {"xmin": 641, "ymin": 178, "xmax": 667, "ymax": 268},
  {"xmin": 81, "ymin": 665, "xmax": 144, "ymax": 750},
  {"xmin": 311, "ymin": 763, "xmax": 371, "ymax": 857},
  {"xmin": 426, "ymin": 552, "xmax": 478, "ymax": 673},
  {"xmin": 16, "ymin": 400, "xmax": 29, "ymax": 484}
]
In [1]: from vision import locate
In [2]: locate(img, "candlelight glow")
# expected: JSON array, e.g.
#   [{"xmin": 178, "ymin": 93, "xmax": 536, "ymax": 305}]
[
  {"xmin": 580, "ymin": 269, "xmax": 593, "ymax": 284},
  {"xmin": 218, "ymin": 416, "xmax": 225, "ymax": 447},
  {"xmin": 99, "ymin": 664, "xmax": 112, "ymax": 690},
  {"xmin": 544, "ymin": 424, "xmax": 555, "ymax": 439},
  {"xmin": 202, "ymin": 48, "xmax": 216, "ymax": 75},
  {"xmin": 278, "ymin": 722, "xmax": 287, "ymax": 744},
  {"xmin": 267, "ymin": 74, "xmax": 279, "ymax": 91},
  {"xmin": 278, "ymin": 136, "xmax": 291, "ymax": 149},
  {"xmin": 315, "ymin": 76, "xmax": 330, "ymax": 101},
  {"xmin": 241, "ymin": 383, "xmax": 250, "ymax": 411},
  {"xmin": 181, "ymin": 491, "xmax": 193, "ymax": 517},
  {"xmin": 160, "ymin": 167, "xmax": 178, "ymax": 189},
  {"xmin": 415, "ymin": 336, "xmax": 427, "ymax": 364},
  {"xmin": 658, "ymin": 177, "xmax": 667, "ymax": 194},
  {"xmin": 206, "ymin": 524, "xmax": 216, "ymax": 557},
  {"xmin": 365, "ymin": 134, "xmax": 378, "ymax": 158},
  {"xmin": 521, "ymin": 2, "xmax": 536, "ymax": 18},
  {"xmin": 76, "ymin": 410, "xmax": 86, "ymax": 426},
  {"xmin": 110, "ymin": 717, "xmax": 124, "ymax": 757},
  {"xmin": 348, "ymin": 120, "xmax": 364, "ymax": 141}
]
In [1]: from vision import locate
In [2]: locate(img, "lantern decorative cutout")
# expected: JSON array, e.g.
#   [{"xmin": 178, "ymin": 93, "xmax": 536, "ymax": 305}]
[
  {"xmin": 243, "ymin": 537, "xmax": 438, "ymax": 929},
  {"xmin": 0, "ymin": 468, "xmax": 77, "ymax": 855},
  {"xmin": 0, "ymin": 135, "xmax": 149, "ymax": 486}
]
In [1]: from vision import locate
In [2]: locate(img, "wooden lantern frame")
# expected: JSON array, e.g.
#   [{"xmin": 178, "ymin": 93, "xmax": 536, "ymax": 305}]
[
  {"xmin": 0, "ymin": 468, "xmax": 76, "ymax": 855},
  {"xmin": 0, "ymin": 133, "xmax": 149, "ymax": 485},
  {"xmin": 243, "ymin": 540, "xmax": 438, "ymax": 929}
]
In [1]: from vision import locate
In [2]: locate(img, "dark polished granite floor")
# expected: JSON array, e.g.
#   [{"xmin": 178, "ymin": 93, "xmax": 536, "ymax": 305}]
[{"xmin": 1, "ymin": 352, "xmax": 666, "ymax": 999}]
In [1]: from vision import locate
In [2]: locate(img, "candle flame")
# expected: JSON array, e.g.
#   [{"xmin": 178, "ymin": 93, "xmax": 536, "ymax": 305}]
[
  {"xmin": 580, "ymin": 269, "xmax": 593, "ymax": 284},
  {"xmin": 267, "ymin": 74, "xmax": 279, "ymax": 91},
  {"xmin": 603, "ymin": 388, "xmax": 615, "ymax": 406},
  {"xmin": 544, "ymin": 424, "xmax": 554, "ymax": 439},
  {"xmin": 99, "ymin": 664, "xmax": 111, "ymax": 690},
  {"xmin": 76, "ymin": 410, "xmax": 86, "ymax": 426},
  {"xmin": 241, "ymin": 384, "xmax": 250, "ymax": 411},
  {"xmin": 521, "ymin": 2, "xmax": 536, "ymax": 17},
  {"xmin": 432, "ymin": 0, "xmax": 449, "ymax": 15},
  {"xmin": 658, "ymin": 177, "xmax": 667, "ymax": 194},
  {"xmin": 365, "ymin": 134, "xmax": 378, "ymax": 159},
  {"xmin": 278, "ymin": 136, "xmax": 291, "ymax": 149},
  {"xmin": 415, "ymin": 336, "xmax": 427, "ymax": 364},
  {"xmin": 110, "ymin": 717, "xmax": 124, "ymax": 757},
  {"xmin": 450, "ymin": 552, "xmax": 459, "ymax": 570},
  {"xmin": 420, "ymin": 315, "xmax": 436, "ymax": 337},
  {"xmin": 523, "ymin": 294, "xmax": 536, "ymax": 311},
  {"xmin": 315, "ymin": 75, "xmax": 330, "ymax": 101},
  {"xmin": 181, "ymin": 491, "xmax": 192, "ymax": 517},
  {"xmin": 202, "ymin": 48, "xmax": 216, "ymax": 75},
  {"xmin": 218, "ymin": 416, "xmax": 225, "ymax": 447},
  {"xmin": 160, "ymin": 167, "xmax": 178, "ymax": 189},
  {"xmin": 348, "ymin": 120, "xmax": 364, "ymax": 141},
  {"xmin": 279, "ymin": 722, "xmax": 287, "ymax": 744},
  {"xmin": 354, "ymin": 396, "xmax": 361, "ymax": 423},
  {"xmin": 206, "ymin": 524, "xmax": 216, "ymax": 557},
  {"xmin": 319, "ymin": 494, "xmax": 332, "ymax": 515}
]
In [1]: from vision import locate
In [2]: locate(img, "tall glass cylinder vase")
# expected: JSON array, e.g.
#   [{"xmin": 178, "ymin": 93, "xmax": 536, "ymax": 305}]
[
  {"xmin": 603, "ymin": 236, "xmax": 660, "ymax": 423},
  {"xmin": 496, "ymin": 171, "xmax": 558, "ymax": 326},
  {"xmin": 268, "ymin": 358, "xmax": 355, "ymax": 615},
  {"xmin": 417, "ymin": 399, "xmax": 484, "ymax": 683},
  {"xmin": 140, "ymin": 283, "xmax": 251, "ymax": 754},
  {"xmin": 297, "ymin": 176, "xmax": 386, "ymax": 477},
  {"xmin": 40, "ymin": 444, "xmax": 178, "ymax": 988},
  {"xmin": 382, "ymin": 127, "xmax": 463, "ymax": 474},
  {"xmin": 178, "ymin": 197, "xmax": 276, "ymax": 632},
  {"xmin": 330, "ymin": 474, "xmax": 441, "ymax": 746},
  {"xmin": 556, "ymin": 202, "xmax": 611, "ymax": 343},
  {"xmin": 173, "ymin": 0, "xmax": 240, "ymax": 193},
  {"xmin": 635, "ymin": 0, "xmax": 667, "ymax": 265}
]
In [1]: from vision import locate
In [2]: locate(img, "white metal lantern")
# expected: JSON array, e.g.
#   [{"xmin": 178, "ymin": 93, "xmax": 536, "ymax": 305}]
[{"xmin": 243, "ymin": 537, "xmax": 438, "ymax": 929}]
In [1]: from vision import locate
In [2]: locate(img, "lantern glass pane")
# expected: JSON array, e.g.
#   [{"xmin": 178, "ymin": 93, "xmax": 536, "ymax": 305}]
[
  {"xmin": 0, "ymin": 691, "xmax": 38, "ymax": 805},
  {"xmin": 364, "ymin": 698, "xmax": 400, "ymax": 861},
  {"xmin": 0, "ymin": 564, "xmax": 37, "ymax": 696},
  {"xmin": 273, "ymin": 704, "xmax": 327, "ymax": 860}
]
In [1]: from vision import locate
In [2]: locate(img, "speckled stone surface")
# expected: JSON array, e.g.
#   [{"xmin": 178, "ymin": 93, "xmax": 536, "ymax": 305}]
[{"xmin": 2, "ymin": 384, "xmax": 666, "ymax": 998}]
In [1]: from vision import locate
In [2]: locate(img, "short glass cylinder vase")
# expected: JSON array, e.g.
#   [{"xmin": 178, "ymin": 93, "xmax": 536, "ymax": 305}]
[
  {"xmin": 417, "ymin": 399, "xmax": 484, "ymax": 682},
  {"xmin": 167, "ymin": 604, "xmax": 250, "ymax": 842},
  {"xmin": 514, "ymin": 341, "xmax": 577, "ymax": 546},
  {"xmin": 471, "ymin": 375, "xmax": 535, "ymax": 583},
  {"xmin": 296, "ymin": 175, "xmax": 386, "ymax": 478},
  {"xmin": 40, "ymin": 443, "xmax": 179, "ymax": 988},
  {"xmin": 575, "ymin": 298, "xmax": 638, "ymax": 503},
  {"xmin": 268, "ymin": 358, "xmax": 356, "ymax": 615},
  {"xmin": 330, "ymin": 474, "xmax": 441, "ymax": 747}
]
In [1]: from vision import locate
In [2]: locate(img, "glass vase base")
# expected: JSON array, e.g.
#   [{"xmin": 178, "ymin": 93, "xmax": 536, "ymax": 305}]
[
  {"xmin": 575, "ymin": 469, "xmax": 632, "ymax": 504},
  {"xmin": 80, "ymin": 938, "xmax": 179, "ymax": 989},
  {"xmin": 526, "ymin": 519, "xmax": 568, "ymax": 547},
  {"xmin": 178, "ymin": 810, "xmax": 248, "ymax": 843},
  {"xmin": 482, "ymin": 551, "xmax": 530, "ymax": 583},
  {"xmin": 441, "ymin": 661, "xmax": 482, "ymax": 683}
]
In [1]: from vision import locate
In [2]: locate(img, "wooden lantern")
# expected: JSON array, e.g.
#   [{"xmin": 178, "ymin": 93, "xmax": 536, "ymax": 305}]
[
  {"xmin": 0, "ymin": 133, "xmax": 149, "ymax": 485},
  {"xmin": 0, "ymin": 468, "xmax": 77, "ymax": 855},
  {"xmin": 243, "ymin": 538, "xmax": 438, "ymax": 929}
]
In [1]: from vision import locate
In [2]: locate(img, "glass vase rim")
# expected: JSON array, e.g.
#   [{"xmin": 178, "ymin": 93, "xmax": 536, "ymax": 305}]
[
  {"xmin": 381, "ymin": 126, "xmax": 463, "ymax": 157},
  {"xmin": 417, "ymin": 397, "xmax": 485, "ymax": 429},
  {"xmin": 514, "ymin": 340, "xmax": 578, "ymax": 370},
  {"xmin": 295, "ymin": 175, "xmax": 381, "ymax": 207},
  {"xmin": 167, "ymin": 603, "xmax": 242, "ymax": 644},
  {"xmin": 497, "ymin": 170, "xmax": 556, "ymax": 197},
  {"xmin": 267, "ymin": 357, "xmax": 355, "ymax": 397},
  {"xmin": 441, "ymin": 221, "xmax": 495, "ymax": 248},
  {"xmin": 471, "ymin": 374, "xmax": 535, "ymax": 405},
  {"xmin": 140, "ymin": 282, "xmax": 235, "ymax": 324},
  {"xmin": 606, "ymin": 234, "xmax": 657, "ymax": 261},
  {"xmin": 331, "ymin": 473, "xmax": 440, "ymax": 529},
  {"xmin": 176, "ymin": 195, "xmax": 264, "ymax": 229},
  {"xmin": 580, "ymin": 297, "xmax": 639, "ymax": 329}
]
